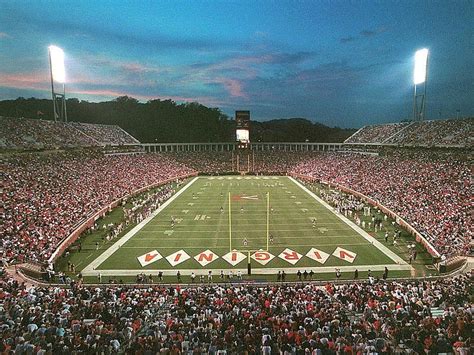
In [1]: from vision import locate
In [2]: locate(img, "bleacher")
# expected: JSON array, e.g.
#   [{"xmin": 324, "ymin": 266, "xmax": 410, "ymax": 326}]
[
  {"xmin": 69, "ymin": 122, "xmax": 140, "ymax": 145},
  {"xmin": 0, "ymin": 116, "xmax": 140, "ymax": 150},
  {"xmin": 385, "ymin": 117, "xmax": 473, "ymax": 146},
  {"xmin": 0, "ymin": 116, "xmax": 97, "ymax": 150},
  {"xmin": 1, "ymin": 115, "xmax": 472, "ymax": 354},
  {"xmin": 344, "ymin": 122, "xmax": 411, "ymax": 144},
  {"xmin": 344, "ymin": 117, "xmax": 473, "ymax": 147}
]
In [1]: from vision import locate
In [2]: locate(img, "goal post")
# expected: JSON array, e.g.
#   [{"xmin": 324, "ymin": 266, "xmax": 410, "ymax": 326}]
[
  {"xmin": 228, "ymin": 191, "xmax": 232, "ymax": 252},
  {"xmin": 266, "ymin": 191, "xmax": 270, "ymax": 251}
]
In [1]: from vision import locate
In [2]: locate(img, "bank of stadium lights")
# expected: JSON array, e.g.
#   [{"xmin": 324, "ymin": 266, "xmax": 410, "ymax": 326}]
[
  {"xmin": 48, "ymin": 45, "xmax": 68, "ymax": 121},
  {"xmin": 413, "ymin": 48, "xmax": 428, "ymax": 85},
  {"xmin": 413, "ymin": 48, "xmax": 429, "ymax": 121},
  {"xmin": 48, "ymin": 45, "xmax": 66, "ymax": 83}
]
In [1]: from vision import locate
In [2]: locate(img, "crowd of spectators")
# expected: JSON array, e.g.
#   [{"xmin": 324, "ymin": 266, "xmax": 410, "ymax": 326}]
[
  {"xmin": 0, "ymin": 117, "xmax": 140, "ymax": 150},
  {"xmin": 168, "ymin": 151, "xmax": 234, "ymax": 174},
  {"xmin": 3, "ymin": 147, "xmax": 469, "ymax": 263},
  {"xmin": 1, "ymin": 127, "xmax": 472, "ymax": 354},
  {"xmin": 345, "ymin": 118, "xmax": 473, "ymax": 147},
  {"xmin": 2, "ymin": 151, "xmax": 195, "ymax": 264},
  {"xmin": 0, "ymin": 117, "xmax": 96, "ymax": 150},
  {"xmin": 384, "ymin": 118, "xmax": 473, "ymax": 147},
  {"xmin": 168, "ymin": 151, "xmax": 318, "ymax": 175},
  {"xmin": 69, "ymin": 122, "xmax": 139, "ymax": 146},
  {"xmin": 345, "ymin": 123, "xmax": 410, "ymax": 144},
  {"xmin": 291, "ymin": 151, "xmax": 472, "ymax": 256},
  {"xmin": 123, "ymin": 184, "xmax": 177, "ymax": 226},
  {"xmin": 1, "ymin": 273, "xmax": 471, "ymax": 354},
  {"xmin": 252, "ymin": 152, "xmax": 316, "ymax": 174}
]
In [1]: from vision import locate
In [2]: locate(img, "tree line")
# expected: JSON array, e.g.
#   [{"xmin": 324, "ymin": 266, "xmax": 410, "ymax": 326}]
[{"xmin": 0, "ymin": 97, "xmax": 355, "ymax": 143}]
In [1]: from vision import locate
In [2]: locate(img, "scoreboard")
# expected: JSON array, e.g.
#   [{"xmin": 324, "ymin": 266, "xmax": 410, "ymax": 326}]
[
  {"xmin": 236, "ymin": 111, "xmax": 250, "ymax": 147},
  {"xmin": 236, "ymin": 110, "xmax": 250, "ymax": 129}
]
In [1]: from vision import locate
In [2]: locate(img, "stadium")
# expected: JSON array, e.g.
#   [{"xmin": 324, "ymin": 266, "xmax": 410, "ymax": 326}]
[{"xmin": 1, "ymin": 2, "xmax": 473, "ymax": 354}]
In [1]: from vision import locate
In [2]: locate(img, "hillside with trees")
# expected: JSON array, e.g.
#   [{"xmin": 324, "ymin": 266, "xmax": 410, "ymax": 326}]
[{"xmin": 0, "ymin": 97, "xmax": 355, "ymax": 143}]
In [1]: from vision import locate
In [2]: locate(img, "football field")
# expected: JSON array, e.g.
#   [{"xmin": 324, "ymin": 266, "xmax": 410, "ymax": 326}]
[{"xmin": 82, "ymin": 176, "xmax": 410, "ymax": 277}]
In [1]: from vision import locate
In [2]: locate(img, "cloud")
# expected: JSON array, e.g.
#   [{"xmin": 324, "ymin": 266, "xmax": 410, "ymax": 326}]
[
  {"xmin": 0, "ymin": 72, "xmax": 49, "ymax": 91},
  {"xmin": 360, "ymin": 30, "xmax": 377, "ymax": 37},
  {"xmin": 341, "ymin": 27, "xmax": 387, "ymax": 44},
  {"xmin": 0, "ymin": 32, "xmax": 10, "ymax": 39},
  {"xmin": 0, "ymin": 71, "xmax": 225, "ymax": 107},
  {"xmin": 360, "ymin": 27, "xmax": 387, "ymax": 37},
  {"xmin": 340, "ymin": 36, "xmax": 356, "ymax": 43},
  {"xmin": 212, "ymin": 78, "xmax": 246, "ymax": 98},
  {"xmin": 5, "ymin": 9, "xmax": 230, "ymax": 53}
]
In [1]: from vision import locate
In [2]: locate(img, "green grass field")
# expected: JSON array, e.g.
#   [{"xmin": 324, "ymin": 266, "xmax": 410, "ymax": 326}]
[{"xmin": 80, "ymin": 176, "xmax": 412, "ymax": 277}]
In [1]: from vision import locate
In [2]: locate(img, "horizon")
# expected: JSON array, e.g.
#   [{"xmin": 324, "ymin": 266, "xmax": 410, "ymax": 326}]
[{"xmin": 1, "ymin": 0, "xmax": 473, "ymax": 128}]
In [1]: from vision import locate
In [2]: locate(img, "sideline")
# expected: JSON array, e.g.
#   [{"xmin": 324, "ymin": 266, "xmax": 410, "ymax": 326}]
[
  {"xmin": 81, "ymin": 264, "xmax": 412, "ymax": 277},
  {"xmin": 288, "ymin": 176, "xmax": 408, "ymax": 266},
  {"xmin": 82, "ymin": 177, "xmax": 199, "ymax": 274}
]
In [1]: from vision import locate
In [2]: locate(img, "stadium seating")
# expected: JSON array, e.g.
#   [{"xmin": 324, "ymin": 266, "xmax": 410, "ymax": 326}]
[
  {"xmin": 169, "ymin": 151, "xmax": 323, "ymax": 174},
  {"xmin": 345, "ymin": 122, "xmax": 410, "ymax": 144},
  {"xmin": 0, "ymin": 116, "xmax": 96, "ymax": 149},
  {"xmin": 344, "ymin": 118, "xmax": 473, "ymax": 147},
  {"xmin": 69, "ymin": 122, "xmax": 140, "ymax": 145},
  {"xmin": 1, "ymin": 117, "xmax": 472, "ymax": 354},
  {"xmin": 0, "ymin": 116, "xmax": 140, "ymax": 150},
  {"xmin": 2, "ymin": 149, "xmax": 470, "ymax": 267},
  {"xmin": 384, "ymin": 118, "xmax": 473, "ymax": 146},
  {"xmin": 169, "ymin": 151, "xmax": 234, "ymax": 174},
  {"xmin": 2, "ymin": 151, "xmax": 195, "ymax": 264},
  {"xmin": 291, "ymin": 151, "xmax": 471, "ymax": 257},
  {"xmin": 1, "ymin": 273, "xmax": 471, "ymax": 353}
]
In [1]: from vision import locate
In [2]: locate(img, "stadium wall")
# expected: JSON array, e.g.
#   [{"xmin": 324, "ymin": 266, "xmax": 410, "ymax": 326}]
[{"xmin": 290, "ymin": 172, "xmax": 441, "ymax": 260}]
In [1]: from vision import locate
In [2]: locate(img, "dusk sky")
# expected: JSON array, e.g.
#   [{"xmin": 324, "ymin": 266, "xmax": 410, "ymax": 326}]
[{"xmin": 0, "ymin": 0, "xmax": 472, "ymax": 128}]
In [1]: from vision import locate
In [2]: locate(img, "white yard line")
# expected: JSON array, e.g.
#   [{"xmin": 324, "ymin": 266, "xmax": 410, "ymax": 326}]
[
  {"xmin": 82, "ymin": 177, "xmax": 200, "ymax": 274},
  {"xmin": 82, "ymin": 264, "xmax": 412, "ymax": 277},
  {"xmin": 288, "ymin": 177, "xmax": 408, "ymax": 265}
]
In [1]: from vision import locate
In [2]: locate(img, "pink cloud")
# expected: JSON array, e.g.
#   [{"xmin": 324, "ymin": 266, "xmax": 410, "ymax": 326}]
[
  {"xmin": 0, "ymin": 71, "xmax": 225, "ymax": 107},
  {"xmin": 214, "ymin": 77, "xmax": 246, "ymax": 98},
  {"xmin": 0, "ymin": 72, "xmax": 49, "ymax": 91}
]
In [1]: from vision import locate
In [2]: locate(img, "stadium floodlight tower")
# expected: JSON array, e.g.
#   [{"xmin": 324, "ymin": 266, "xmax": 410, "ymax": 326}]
[
  {"xmin": 48, "ymin": 45, "xmax": 68, "ymax": 122},
  {"xmin": 413, "ymin": 48, "xmax": 429, "ymax": 121}
]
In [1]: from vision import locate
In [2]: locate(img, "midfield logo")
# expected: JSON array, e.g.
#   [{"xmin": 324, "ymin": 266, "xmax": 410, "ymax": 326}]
[{"xmin": 232, "ymin": 194, "xmax": 259, "ymax": 201}]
